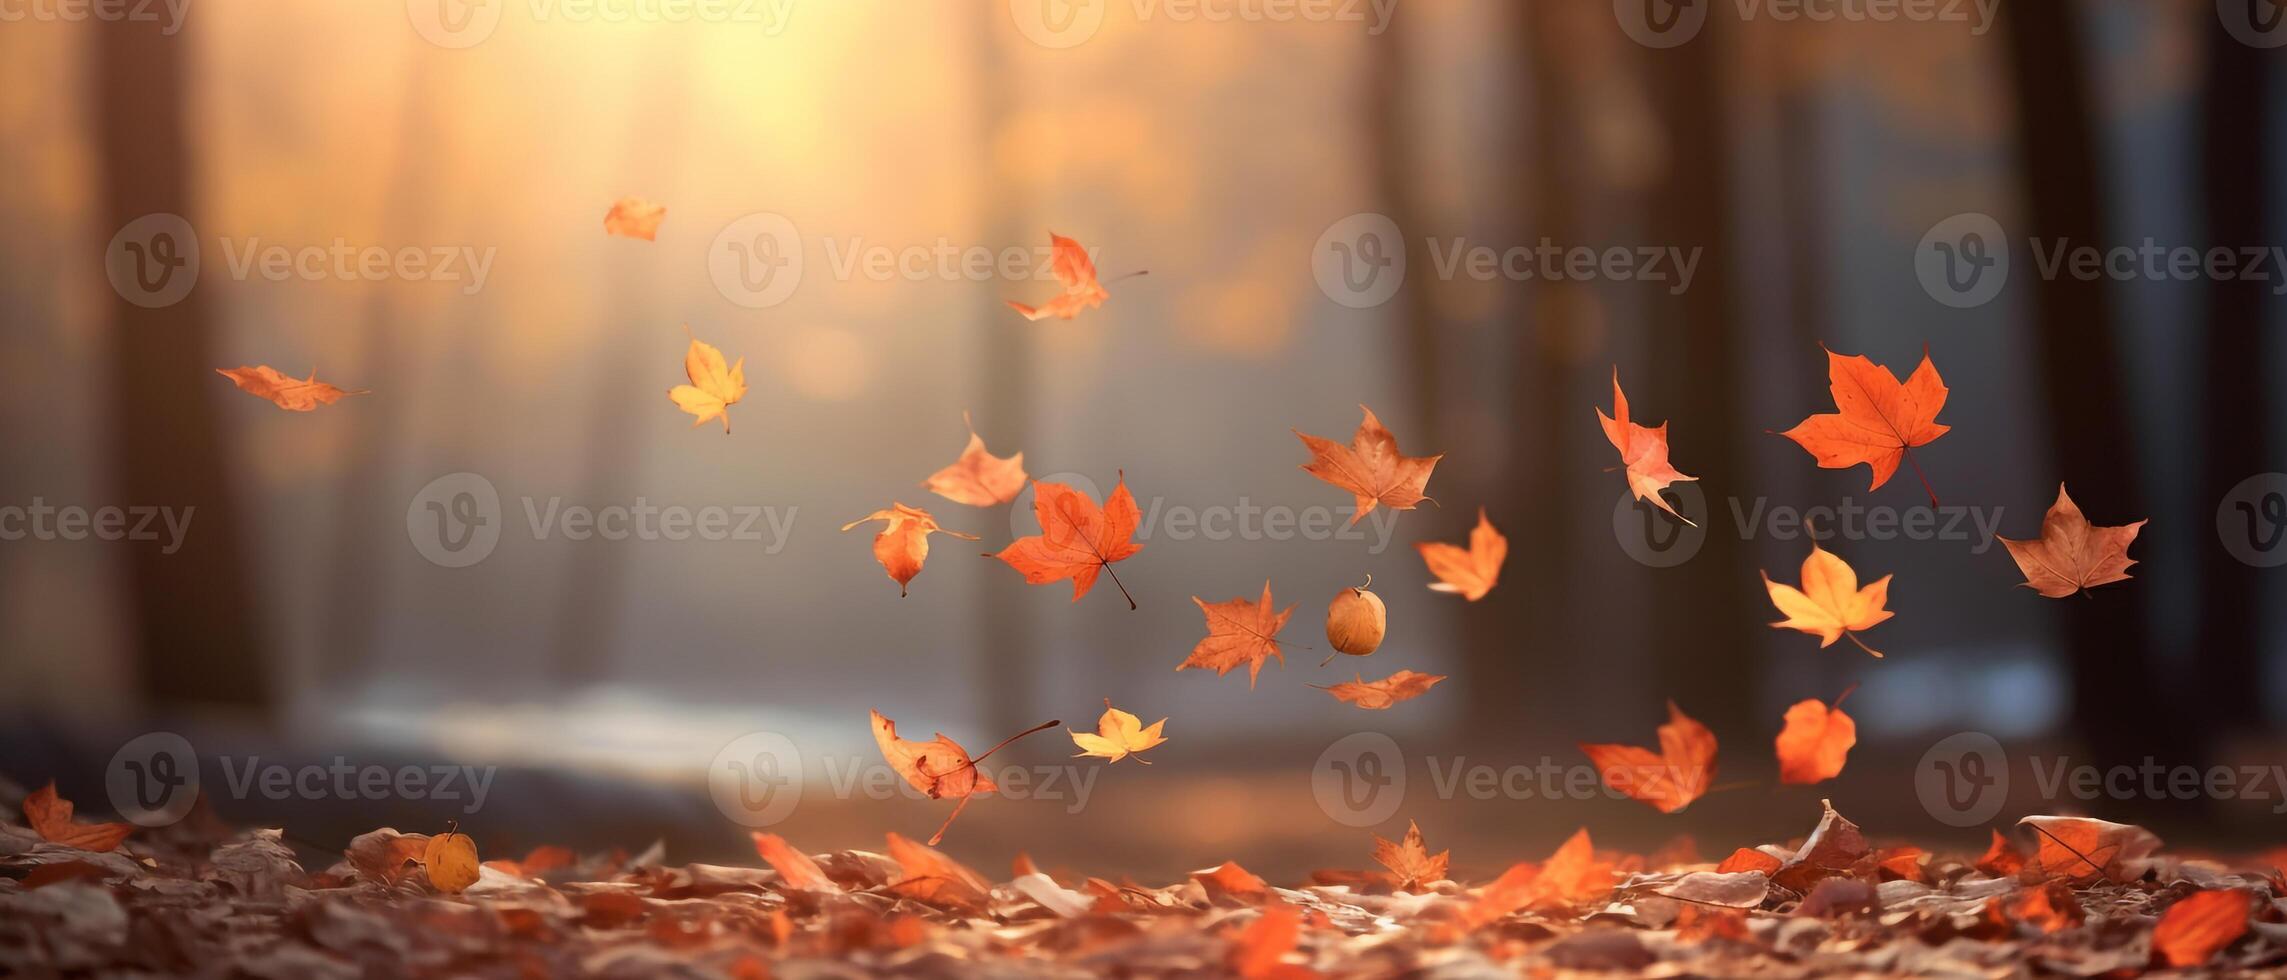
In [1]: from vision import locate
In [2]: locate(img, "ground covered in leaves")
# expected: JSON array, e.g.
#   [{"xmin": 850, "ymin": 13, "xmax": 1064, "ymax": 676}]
[{"xmin": 5, "ymin": 787, "xmax": 2286, "ymax": 978}]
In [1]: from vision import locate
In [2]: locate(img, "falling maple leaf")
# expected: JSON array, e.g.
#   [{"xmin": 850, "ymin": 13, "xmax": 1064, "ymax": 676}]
[
  {"xmin": 1763, "ymin": 539, "xmax": 1894, "ymax": 658},
  {"xmin": 1295, "ymin": 405, "xmax": 1442, "ymax": 525},
  {"xmin": 22, "ymin": 781, "xmax": 133, "ymax": 852},
  {"xmin": 990, "ymin": 473, "xmax": 1144, "ymax": 608},
  {"xmin": 869, "ymin": 709, "xmax": 1055, "ymax": 845},
  {"xmin": 1312, "ymin": 670, "xmax": 1446, "ymax": 710},
  {"xmin": 1999, "ymin": 483, "xmax": 2147, "ymax": 598},
  {"xmin": 1597, "ymin": 367, "xmax": 1697, "ymax": 525},
  {"xmin": 667, "ymin": 332, "xmax": 746, "ymax": 433},
  {"xmin": 603, "ymin": 197, "xmax": 666, "ymax": 240},
  {"xmin": 1579, "ymin": 701, "xmax": 1717, "ymax": 814},
  {"xmin": 1068, "ymin": 698, "xmax": 1168, "ymax": 763},
  {"xmin": 1414, "ymin": 507, "xmax": 1505, "ymax": 600},
  {"xmin": 1773, "ymin": 685, "xmax": 1857, "ymax": 785},
  {"xmin": 840, "ymin": 503, "xmax": 978, "ymax": 597},
  {"xmin": 2152, "ymin": 889, "xmax": 2254, "ymax": 968},
  {"xmin": 1177, "ymin": 581, "xmax": 1296, "ymax": 689},
  {"xmin": 215, "ymin": 365, "xmax": 369, "ymax": 412},
  {"xmin": 923, "ymin": 412, "xmax": 1026, "ymax": 506},
  {"xmin": 1778, "ymin": 346, "xmax": 1950, "ymax": 504},
  {"xmin": 1007, "ymin": 233, "xmax": 1138, "ymax": 321},
  {"xmin": 1371, "ymin": 821, "xmax": 1450, "ymax": 891}
]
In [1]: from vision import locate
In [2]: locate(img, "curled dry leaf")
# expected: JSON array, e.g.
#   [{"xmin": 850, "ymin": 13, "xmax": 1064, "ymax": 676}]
[
  {"xmin": 1773, "ymin": 689, "xmax": 1856, "ymax": 785},
  {"xmin": 1192, "ymin": 860, "xmax": 1269, "ymax": 900},
  {"xmin": 840, "ymin": 503, "xmax": 978, "ymax": 596},
  {"xmin": 991, "ymin": 473, "xmax": 1144, "ymax": 608},
  {"xmin": 666, "ymin": 332, "xmax": 746, "ymax": 433},
  {"xmin": 1779, "ymin": 345, "xmax": 1950, "ymax": 501},
  {"xmin": 22, "ymin": 782, "xmax": 134, "ymax": 852},
  {"xmin": 750, "ymin": 833, "xmax": 838, "ymax": 893},
  {"xmin": 1999, "ymin": 483, "xmax": 2146, "ymax": 598},
  {"xmin": 1763, "ymin": 539, "xmax": 1894, "ymax": 657},
  {"xmin": 1465, "ymin": 828, "xmax": 1615, "ymax": 928},
  {"xmin": 1772, "ymin": 800, "xmax": 1869, "ymax": 893},
  {"xmin": 923, "ymin": 412, "xmax": 1026, "ymax": 506},
  {"xmin": 1313, "ymin": 670, "xmax": 1446, "ymax": 710},
  {"xmin": 216, "ymin": 365, "xmax": 369, "ymax": 412},
  {"xmin": 1178, "ymin": 581, "xmax": 1296, "ymax": 689},
  {"xmin": 1295, "ymin": 405, "xmax": 1442, "ymax": 525},
  {"xmin": 1975, "ymin": 829, "xmax": 2026, "ymax": 877},
  {"xmin": 602, "ymin": 197, "xmax": 666, "ymax": 240},
  {"xmin": 884, "ymin": 832, "xmax": 993, "ymax": 911},
  {"xmin": 2017, "ymin": 815, "xmax": 2162, "ymax": 884},
  {"xmin": 2151, "ymin": 888, "xmax": 2254, "ymax": 968},
  {"xmin": 1067, "ymin": 698, "xmax": 1168, "ymax": 763},
  {"xmin": 1371, "ymin": 821, "xmax": 1450, "ymax": 891},
  {"xmin": 868, "ymin": 709, "xmax": 1056, "ymax": 845},
  {"xmin": 1598, "ymin": 367, "xmax": 1697, "ymax": 525},
  {"xmin": 1578, "ymin": 701, "xmax": 1717, "ymax": 814},
  {"xmin": 1006, "ymin": 233, "xmax": 1116, "ymax": 321},
  {"xmin": 1415, "ymin": 508, "xmax": 1506, "ymax": 601}
]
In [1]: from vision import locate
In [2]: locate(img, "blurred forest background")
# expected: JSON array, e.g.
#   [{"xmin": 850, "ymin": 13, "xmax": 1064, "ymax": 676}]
[{"xmin": 1, "ymin": 0, "xmax": 2283, "ymax": 877}]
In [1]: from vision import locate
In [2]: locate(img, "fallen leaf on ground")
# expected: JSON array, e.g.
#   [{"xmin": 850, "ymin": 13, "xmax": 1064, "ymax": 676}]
[
  {"xmin": 1295, "ymin": 405, "xmax": 1441, "ymax": 525},
  {"xmin": 1372, "ymin": 822, "xmax": 1450, "ymax": 891},
  {"xmin": 22, "ymin": 782, "xmax": 133, "ymax": 852},
  {"xmin": 2018, "ymin": 815, "xmax": 2162, "ymax": 884},
  {"xmin": 750, "ymin": 833, "xmax": 839, "ymax": 893},
  {"xmin": 1999, "ymin": 483, "xmax": 2146, "ymax": 598},
  {"xmin": 2152, "ymin": 888, "xmax": 2253, "ymax": 968}
]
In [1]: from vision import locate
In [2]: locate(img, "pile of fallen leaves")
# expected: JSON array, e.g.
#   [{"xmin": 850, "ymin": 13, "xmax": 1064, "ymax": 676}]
[{"xmin": 7, "ymin": 782, "xmax": 2284, "ymax": 977}]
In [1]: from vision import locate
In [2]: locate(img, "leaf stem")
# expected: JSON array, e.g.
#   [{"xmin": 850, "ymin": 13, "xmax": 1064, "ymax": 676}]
[
  {"xmin": 1101, "ymin": 561, "xmax": 1137, "ymax": 610},
  {"xmin": 1842, "ymin": 631, "xmax": 1885, "ymax": 659},
  {"xmin": 1904, "ymin": 447, "xmax": 1938, "ymax": 508}
]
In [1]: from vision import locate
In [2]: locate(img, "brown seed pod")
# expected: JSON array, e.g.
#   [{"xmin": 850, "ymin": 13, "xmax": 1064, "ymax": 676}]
[{"xmin": 1323, "ymin": 575, "xmax": 1387, "ymax": 663}]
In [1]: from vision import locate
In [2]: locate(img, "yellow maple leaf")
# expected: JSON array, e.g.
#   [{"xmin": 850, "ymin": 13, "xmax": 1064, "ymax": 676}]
[
  {"xmin": 1762, "ymin": 540, "xmax": 1894, "ymax": 657},
  {"xmin": 1068, "ymin": 698, "xmax": 1167, "ymax": 764},
  {"xmin": 668, "ymin": 331, "xmax": 746, "ymax": 433}
]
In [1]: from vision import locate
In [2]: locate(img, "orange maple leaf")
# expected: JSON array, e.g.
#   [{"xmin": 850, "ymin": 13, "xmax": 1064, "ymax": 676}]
[
  {"xmin": 751, "ymin": 832, "xmax": 839, "ymax": 893},
  {"xmin": 1007, "ymin": 233, "xmax": 1137, "ymax": 321},
  {"xmin": 841, "ymin": 502, "xmax": 978, "ymax": 597},
  {"xmin": 1763, "ymin": 539, "xmax": 1894, "ymax": 658},
  {"xmin": 1579, "ymin": 701, "xmax": 1717, "ymax": 814},
  {"xmin": 1191, "ymin": 860, "xmax": 1270, "ymax": 901},
  {"xmin": 869, "ymin": 709, "xmax": 1054, "ymax": 845},
  {"xmin": 215, "ymin": 365, "xmax": 369, "ymax": 412},
  {"xmin": 1295, "ymin": 405, "xmax": 1442, "ymax": 525},
  {"xmin": 885, "ymin": 832, "xmax": 995, "ymax": 910},
  {"xmin": 24, "ymin": 781, "xmax": 134, "ymax": 852},
  {"xmin": 1597, "ymin": 367, "xmax": 1696, "ymax": 525},
  {"xmin": 2153, "ymin": 889, "xmax": 2254, "ymax": 968},
  {"xmin": 2018, "ymin": 815, "xmax": 2162, "ymax": 884},
  {"xmin": 1415, "ymin": 507, "xmax": 1505, "ymax": 600},
  {"xmin": 2000, "ymin": 483, "xmax": 2147, "ymax": 598},
  {"xmin": 667, "ymin": 332, "xmax": 747, "ymax": 433},
  {"xmin": 1778, "ymin": 346, "xmax": 1949, "ymax": 503},
  {"xmin": 1774, "ymin": 686, "xmax": 1857, "ymax": 785},
  {"xmin": 1371, "ymin": 821, "xmax": 1450, "ymax": 891},
  {"xmin": 923, "ymin": 412, "xmax": 1026, "ymax": 506},
  {"xmin": 1463, "ymin": 829, "xmax": 1614, "ymax": 928},
  {"xmin": 990, "ymin": 473, "xmax": 1144, "ymax": 608},
  {"xmin": 1976, "ymin": 829, "xmax": 2026, "ymax": 877},
  {"xmin": 1177, "ymin": 581, "xmax": 1296, "ymax": 689},
  {"xmin": 1313, "ymin": 670, "xmax": 1446, "ymax": 710},
  {"xmin": 602, "ymin": 197, "xmax": 666, "ymax": 240}
]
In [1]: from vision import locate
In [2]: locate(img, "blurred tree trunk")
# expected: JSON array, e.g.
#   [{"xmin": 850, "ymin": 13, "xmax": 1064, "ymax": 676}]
[
  {"xmin": 2195, "ymin": 11, "xmax": 2271, "ymax": 735},
  {"xmin": 972, "ymin": 15, "xmax": 1033, "ymax": 739},
  {"xmin": 1366, "ymin": 17, "xmax": 1442, "ymax": 442},
  {"xmin": 1640, "ymin": 20, "xmax": 1757, "ymax": 737},
  {"xmin": 2000, "ymin": 3, "xmax": 2193, "ymax": 793},
  {"xmin": 93, "ymin": 18, "xmax": 273, "ymax": 717},
  {"xmin": 1778, "ymin": 84, "xmax": 1828, "ymax": 350},
  {"xmin": 1464, "ymin": 3, "xmax": 1579, "ymax": 739}
]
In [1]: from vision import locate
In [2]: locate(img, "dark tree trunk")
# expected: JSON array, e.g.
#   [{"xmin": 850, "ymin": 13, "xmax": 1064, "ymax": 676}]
[
  {"xmin": 1366, "ymin": 18, "xmax": 1442, "ymax": 443},
  {"xmin": 2194, "ymin": 10, "xmax": 2272, "ymax": 735},
  {"xmin": 2000, "ymin": 3, "xmax": 2195, "ymax": 796},
  {"xmin": 93, "ymin": 18, "xmax": 272, "ymax": 717},
  {"xmin": 1638, "ymin": 21, "xmax": 1758, "ymax": 739},
  {"xmin": 972, "ymin": 15, "xmax": 1034, "ymax": 740}
]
